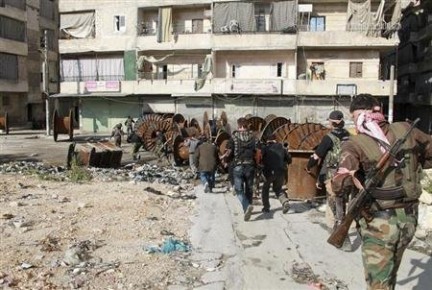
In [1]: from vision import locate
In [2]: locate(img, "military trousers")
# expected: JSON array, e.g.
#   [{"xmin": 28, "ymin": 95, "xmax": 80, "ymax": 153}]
[{"xmin": 358, "ymin": 208, "xmax": 417, "ymax": 290}]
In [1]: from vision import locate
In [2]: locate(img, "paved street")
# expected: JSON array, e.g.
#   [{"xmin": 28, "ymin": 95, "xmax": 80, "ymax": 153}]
[{"xmin": 190, "ymin": 183, "xmax": 432, "ymax": 290}]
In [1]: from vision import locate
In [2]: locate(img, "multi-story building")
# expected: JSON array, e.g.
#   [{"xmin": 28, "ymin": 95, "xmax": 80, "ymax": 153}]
[
  {"xmin": 56, "ymin": 0, "xmax": 407, "ymax": 133},
  {"xmin": 394, "ymin": 0, "xmax": 432, "ymax": 133},
  {"xmin": 0, "ymin": 0, "xmax": 59, "ymax": 128}
]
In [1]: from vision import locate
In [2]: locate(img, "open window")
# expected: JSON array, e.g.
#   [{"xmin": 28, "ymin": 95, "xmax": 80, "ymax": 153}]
[
  {"xmin": 310, "ymin": 62, "xmax": 325, "ymax": 80},
  {"xmin": 114, "ymin": 15, "xmax": 126, "ymax": 32}
]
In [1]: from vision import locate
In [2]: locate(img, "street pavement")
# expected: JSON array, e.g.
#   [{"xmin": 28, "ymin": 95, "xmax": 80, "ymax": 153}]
[{"xmin": 190, "ymin": 183, "xmax": 432, "ymax": 290}]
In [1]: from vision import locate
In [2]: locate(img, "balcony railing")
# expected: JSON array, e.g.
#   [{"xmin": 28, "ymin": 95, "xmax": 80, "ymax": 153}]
[
  {"xmin": 138, "ymin": 72, "xmax": 202, "ymax": 80},
  {"xmin": 61, "ymin": 75, "xmax": 124, "ymax": 82},
  {"xmin": 137, "ymin": 21, "xmax": 212, "ymax": 36}
]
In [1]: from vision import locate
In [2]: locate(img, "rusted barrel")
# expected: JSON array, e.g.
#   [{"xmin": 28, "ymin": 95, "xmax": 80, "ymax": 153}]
[
  {"xmin": 67, "ymin": 141, "xmax": 123, "ymax": 168},
  {"xmin": 53, "ymin": 109, "xmax": 74, "ymax": 142},
  {"xmin": 274, "ymin": 122, "xmax": 330, "ymax": 200},
  {"xmin": 0, "ymin": 112, "xmax": 9, "ymax": 134}
]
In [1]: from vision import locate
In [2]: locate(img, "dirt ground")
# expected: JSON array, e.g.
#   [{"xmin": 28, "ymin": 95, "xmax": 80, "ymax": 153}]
[{"xmin": 0, "ymin": 131, "xmax": 205, "ymax": 289}]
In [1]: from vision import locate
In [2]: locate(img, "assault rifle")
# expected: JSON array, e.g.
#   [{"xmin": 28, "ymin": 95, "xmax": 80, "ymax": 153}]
[{"xmin": 327, "ymin": 118, "xmax": 420, "ymax": 248}]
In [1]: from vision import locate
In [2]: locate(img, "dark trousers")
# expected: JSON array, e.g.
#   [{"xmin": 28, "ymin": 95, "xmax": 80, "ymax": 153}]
[
  {"xmin": 261, "ymin": 172, "xmax": 285, "ymax": 210},
  {"xmin": 199, "ymin": 171, "xmax": 215, "ymax": 189},
  {"xmin": 233, "ymin": 164, "xmax": 255, "ymax": 212}
]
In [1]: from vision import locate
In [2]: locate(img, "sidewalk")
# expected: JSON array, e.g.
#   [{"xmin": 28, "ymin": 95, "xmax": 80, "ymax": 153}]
[{"xmin": 190, "ymin": 183, "xmax": 432, "ymax": 290}]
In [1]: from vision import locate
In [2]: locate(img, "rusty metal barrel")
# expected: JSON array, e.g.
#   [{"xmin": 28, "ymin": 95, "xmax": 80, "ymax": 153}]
[
  {"xmin": 0, "ymin": 112, "xmax": 9, "ymax": 134},
  {"xmin": 53, "ymin": 109, "xmax": 74, "ymax": 142},
  {"xmin": 67, "ymin": 141, "xmax": 123, "ymax": 168},
  {"xmin": 274, "ymin": 123, "xmax": 330, "ymax": 200}
]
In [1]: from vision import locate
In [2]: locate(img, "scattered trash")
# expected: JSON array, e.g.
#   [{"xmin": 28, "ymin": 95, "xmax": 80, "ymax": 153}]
[
  {"xmin": 20, "ymin": 262, "xmax": 34, "ymax": 270},
  {"xmin": 145, "ymin": 237, "xmax": 191, "ymax": 254}
]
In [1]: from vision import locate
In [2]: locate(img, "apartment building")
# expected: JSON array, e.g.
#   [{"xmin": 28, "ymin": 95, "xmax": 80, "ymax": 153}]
[
  {"xmin": 0, "ymin": 0, "xmax": 59, "ymax": 128},
  {"xmin": 394, "ymin": 0, "xmax": 432, "ymax": 133},
  {"xmin": 57, "ymin": 0, "xmax": 405, "ymax": 133}
]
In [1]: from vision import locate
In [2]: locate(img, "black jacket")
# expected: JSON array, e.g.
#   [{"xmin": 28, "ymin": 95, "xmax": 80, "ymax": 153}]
[{"xmin": 262, "ymin": 142, "xmax": 292, "ymax": 176}]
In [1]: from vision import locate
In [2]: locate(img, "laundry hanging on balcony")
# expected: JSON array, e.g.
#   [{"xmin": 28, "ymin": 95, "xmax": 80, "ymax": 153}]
[
  {"xmin": 136, "ymin": 54, "xmax": 174, "ymax": 71},
  {"xmin": 60, "ymin": 12, "xmax": 95, "ymax": 39},
  {"xmin": 270, "ymin": 0, "xmax": 297, "ymax": 33},
  {"xmin": 369, "ymin": 0, "xmax": 402, "ymax": 38},
  {"xmin": 194, "ymin": 55, "xmax": 213, "ymax": 91},
  {"xmin": 346, "ymin": 0, "xmax": 371, "ymax": 33},
  {"xmin": 213, "ymin": 2, "xmax": 256, "ymax": 33},
  {"xmin": 157, "ymin": 7, "xmax": 172, "ymax": 43}
]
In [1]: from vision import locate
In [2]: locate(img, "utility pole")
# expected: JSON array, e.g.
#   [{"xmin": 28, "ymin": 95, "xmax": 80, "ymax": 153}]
[
  {"xmin": 42, "ymin": 29, "xmax": 50, "ymax": 135},
  {"xmin": 388, "ymin": 65, "xmax": 395, "ymax": 123}
]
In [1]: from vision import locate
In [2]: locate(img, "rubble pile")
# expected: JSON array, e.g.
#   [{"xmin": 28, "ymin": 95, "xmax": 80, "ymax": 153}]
[{"xmin": 0, "ymin": 161, "xmax": 196, "ymax": 187}]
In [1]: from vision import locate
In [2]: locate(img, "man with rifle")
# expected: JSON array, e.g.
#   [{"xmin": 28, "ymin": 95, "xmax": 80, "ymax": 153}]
[{"xmin": 330, "ymin": 94, "xmax": 432, "ymax": 290}]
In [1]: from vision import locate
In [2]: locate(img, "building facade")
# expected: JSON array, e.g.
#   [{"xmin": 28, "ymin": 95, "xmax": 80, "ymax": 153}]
[
  {"xmin": 0, "ymin": 0, "xmax": 59, "ymax": 128},
  {"xmin": 57, "ymin": 0, "xmax": 407, "ymax": 133}
]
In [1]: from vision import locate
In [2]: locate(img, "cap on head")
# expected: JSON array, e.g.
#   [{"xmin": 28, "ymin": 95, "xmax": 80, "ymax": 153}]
[
  {"xmin": 328, "ymin": 110, "xmax": 344, "ymax": 123},
  {"xmin": 350, "ymin": 94, "xmax": 380, "ymax": 113}
]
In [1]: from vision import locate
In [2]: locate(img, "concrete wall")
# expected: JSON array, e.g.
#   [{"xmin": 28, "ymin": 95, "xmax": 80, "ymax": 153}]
[
  {"xmin": 215, "ymin": 51, "xmax": 296, "ymax": 79},
  {"xmin": 298, "ymin": 50, "xmax": 381, "ymax": 80}
]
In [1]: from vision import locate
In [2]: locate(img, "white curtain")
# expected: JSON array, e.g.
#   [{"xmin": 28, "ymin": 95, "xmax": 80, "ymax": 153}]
[
  {"xmin": 157, "ymin": 7, "xmax": 172, "ymax": 43},
  {"xmin": 60, "ymin": 12, "xmax": 95, "ymax": 39},
  {"xmin": 61, "ymin": 57, "xmax": 124, "ymax": 81}
]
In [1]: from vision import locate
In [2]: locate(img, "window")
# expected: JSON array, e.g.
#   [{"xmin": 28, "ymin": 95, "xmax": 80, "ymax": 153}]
[
  {"xmin": 1, "ymin": 0, "xmax": 26, "ymax": 10},
  {"xmin": 114, "ymin": 15, "xmax": 126, "ymax": 32},
  {"xmin": 310, "ymin": 16, "xmax": 325, "ymax": 32},
  {"xmin": 277, "ymin": 63, "xmax": 283, "ymax": 77},
  {"xmin": 310, "ymin": 62, "xmax": 325, "ymax": 80},
  {"xmin": 0, "ymin": 16, "xmax": 26, "ymax": 42},
  {"xmin": 192, "ymin": 19, "xmax": 203, "ymax": 33},
  {"xmin": 162, "ymin": 65, "xmax": 168, "ymax": 79},
  {"xmin": 231, "ymin": 65, "xmax": 240, "ymax": 78},
  {"xmin": 0, "ymin": 53, "xmax": 18, "ymax": 80},
  {"xmin": 349, "ymin": 62, "xmax": 363, "ymax": 78}
]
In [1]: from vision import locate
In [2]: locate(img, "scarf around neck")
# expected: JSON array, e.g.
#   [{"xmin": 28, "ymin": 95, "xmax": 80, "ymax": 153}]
[{"xmin": 355, "ymin": 111, "xmax": 389, "ymax": 153}]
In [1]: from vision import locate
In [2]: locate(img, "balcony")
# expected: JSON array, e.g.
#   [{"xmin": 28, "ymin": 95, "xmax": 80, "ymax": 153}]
[
  {"xmin": 59, "ymin": 38, "xmax": 128, "ymax": 54},
  {"xmin": 213, "ymin": 78, "xmax": 283, "ymax": 95},
  {"xmin": 298, "ymin": 31, "xmax": 398, "ymax": 48},
  {"xmin": 60, "ymin": 77, "xmax": 212, "ymax": 97},
  {"xmin": 213, "ymin": 33, "xmax": 297, "ymax": 50},
  {"xmin": 136, "ymin": 22, "xmax": 212, "ymax": 51},
  {"xmin": 295, "ymin": 79, "xmax": 395, "ymax": 96}
]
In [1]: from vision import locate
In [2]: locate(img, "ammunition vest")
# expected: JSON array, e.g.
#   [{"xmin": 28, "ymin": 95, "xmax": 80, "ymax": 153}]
[{"xmin": 350, "ymin": 122, "xmax": 422, "ymax": 204}]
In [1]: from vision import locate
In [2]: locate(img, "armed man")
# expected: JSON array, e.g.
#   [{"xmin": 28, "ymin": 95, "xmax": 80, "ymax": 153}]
[
  {"xmin": 330, "ymin": 94, "xmax": 432, "ymax": 290},
  {"xmin": 306, "ymin": 110, "xmax": 350, "ymax": 232}
]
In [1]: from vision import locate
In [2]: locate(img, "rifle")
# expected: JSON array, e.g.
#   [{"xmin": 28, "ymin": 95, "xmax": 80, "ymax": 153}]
[{"xmin": 327, "ymin": 118, "xmax": 420, "ymax": 248}]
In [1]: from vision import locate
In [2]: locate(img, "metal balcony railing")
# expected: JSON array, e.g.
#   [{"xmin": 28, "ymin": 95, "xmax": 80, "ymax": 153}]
[
  {"xmin": 137, "ymin": 21, "xmax": 212, "ymax": 36},
  {"xmin": 138, "ymin": 71, "xmax": 202, "ymax": 80}
]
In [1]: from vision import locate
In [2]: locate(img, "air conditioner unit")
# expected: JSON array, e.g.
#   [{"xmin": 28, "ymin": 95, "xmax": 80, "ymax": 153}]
[{"xmin": 298, "ymin": 4, "xmax": 313, "ymax": 13}]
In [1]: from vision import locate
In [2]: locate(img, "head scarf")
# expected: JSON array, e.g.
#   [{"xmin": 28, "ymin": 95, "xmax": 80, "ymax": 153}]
[{"xmin": 355, "ymin": 110, "xmax": 389, "ymax": 153}]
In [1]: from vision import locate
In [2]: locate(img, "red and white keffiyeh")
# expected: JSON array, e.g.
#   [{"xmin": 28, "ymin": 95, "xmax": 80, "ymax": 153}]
[{"xmin": 355, "ymin": 111, "xmax": 389, "ymax": 154}]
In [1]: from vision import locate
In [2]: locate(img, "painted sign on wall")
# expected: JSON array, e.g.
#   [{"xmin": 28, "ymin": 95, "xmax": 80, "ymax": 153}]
[{"xmin": 85, "ymin": 81, "xmax": 120, "ymax": 92}]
